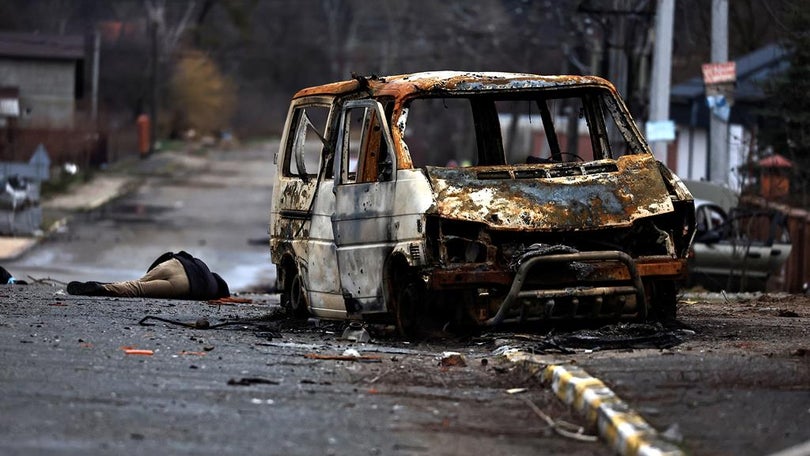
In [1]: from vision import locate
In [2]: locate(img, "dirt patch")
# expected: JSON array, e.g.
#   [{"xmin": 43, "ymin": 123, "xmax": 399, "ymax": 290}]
[{"xmin": 677, "ymin": 292, "xmax": 810, "ymax": 357}]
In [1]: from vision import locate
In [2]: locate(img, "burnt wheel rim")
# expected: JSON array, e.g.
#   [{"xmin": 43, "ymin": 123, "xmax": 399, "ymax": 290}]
[{"xmin": 290, "ymin": 273, "xmax": 307, "ymax": 317}]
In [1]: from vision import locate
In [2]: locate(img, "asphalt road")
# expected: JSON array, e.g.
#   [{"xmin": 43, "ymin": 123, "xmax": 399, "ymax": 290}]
[
  {"xmin": 5, "ymin": 144, "xmax": 277, "ymax": 292},
  {"xmin": 0, "ymin": 285, "xmax": 605, "ymax": 456}
]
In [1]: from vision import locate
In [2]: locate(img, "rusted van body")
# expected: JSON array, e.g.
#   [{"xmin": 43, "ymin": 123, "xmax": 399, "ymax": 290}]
[{"xmin": 270, "ymin": 72, "xmax": 695, "ymax": 333}]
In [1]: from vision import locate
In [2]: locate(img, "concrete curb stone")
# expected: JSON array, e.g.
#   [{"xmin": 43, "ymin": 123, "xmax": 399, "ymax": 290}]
[{"xmin": 503, "ymin": 349, "xmax": 685, "ymax": 456}]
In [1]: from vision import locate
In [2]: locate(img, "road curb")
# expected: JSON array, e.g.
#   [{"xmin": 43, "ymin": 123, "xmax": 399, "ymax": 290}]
[{"xmin": 503, "ymin": 350, "xmax": 685, "ymax": 456}]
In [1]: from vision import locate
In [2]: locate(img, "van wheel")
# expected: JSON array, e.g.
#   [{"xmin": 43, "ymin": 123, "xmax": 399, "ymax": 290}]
[
  {"xmin": 649, "ymin": 280, "xmax": 677, "ymax": 321},
  {"xmin": 286, "ymin": 272, "xmax": 309, "ymax": 319},
  {"xmin": 394, "ymin": 276, "xmax": 425, "ymax": 338}
]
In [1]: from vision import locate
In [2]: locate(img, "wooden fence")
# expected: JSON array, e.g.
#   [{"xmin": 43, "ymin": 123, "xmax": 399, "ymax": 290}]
[
  {"xmin": 742, "ymin": 196, "xmax": 809, "ymax": 293},
  {"xmin": 1, "ymin": 126, "xmax": 138, "ymax": 168}
]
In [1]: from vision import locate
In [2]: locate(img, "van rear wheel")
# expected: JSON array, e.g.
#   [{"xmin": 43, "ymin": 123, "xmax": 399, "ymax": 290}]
[
  {"xmin": 286, "ymin": 271, "xmax": 309, "ymax": 319},
  {"xmin": 393, "ymin": 276, "xmax": 425, "ymax": 338}
]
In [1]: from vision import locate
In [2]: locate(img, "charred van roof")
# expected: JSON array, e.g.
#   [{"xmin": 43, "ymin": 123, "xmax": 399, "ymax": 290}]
[{"xmin": 292, "ymin": 71, "xmax": 617, "ymax": 100}]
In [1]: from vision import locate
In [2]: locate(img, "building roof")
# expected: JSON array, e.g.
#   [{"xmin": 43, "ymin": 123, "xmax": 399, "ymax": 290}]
[
  {"xmin": 671, "ymin": 43, "xmax": 789, "ymax": 103},
  {"xmin": 0, "ymin": 31, "xmax": 84, "ymax": 60},
  {"xmin": 758, "ymin": 153, "xmax": 793, "ymax": 168}
]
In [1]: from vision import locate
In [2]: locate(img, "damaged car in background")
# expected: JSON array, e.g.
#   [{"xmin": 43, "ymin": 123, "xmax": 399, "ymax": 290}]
[
  {"xmin": 269, "ymin": 71, "xmax": 695, "ymax": 335},
  {"xmin": 688, "ymin": 199, "xmax": 791, "ymax": 292}
]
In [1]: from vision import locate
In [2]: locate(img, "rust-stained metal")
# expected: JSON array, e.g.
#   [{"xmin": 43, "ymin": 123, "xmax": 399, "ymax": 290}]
[
  {"xmin": 270, "ymin": 71, "xmax": 695, "ymax": 333},
  {"xmin": 425, "ymin": 154, "xmax": 673, "ymax": 231}
]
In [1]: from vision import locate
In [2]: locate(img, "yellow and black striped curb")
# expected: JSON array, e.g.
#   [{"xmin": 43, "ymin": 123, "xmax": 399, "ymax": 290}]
[{"xmin": 503, "ymin": 350, "xmax": 685, "ymax": 456}]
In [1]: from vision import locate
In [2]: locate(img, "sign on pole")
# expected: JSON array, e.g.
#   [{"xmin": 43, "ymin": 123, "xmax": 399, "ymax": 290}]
[
  {"xmin": 702, "ymin": 61, "xmax": 736, "ymax": 119},
  {"xmin": 701, "ymin": 61, "xmax": 736, "ymax": 84}
]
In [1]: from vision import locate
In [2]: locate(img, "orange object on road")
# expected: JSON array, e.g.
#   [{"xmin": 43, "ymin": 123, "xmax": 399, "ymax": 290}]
[
  {"xmin": 207, "ymin": 296, "xmax": 253, "ymax": 305},
  {"xmin": 121, "ymin": 346, "xmax": 154, "ymax": 356}
]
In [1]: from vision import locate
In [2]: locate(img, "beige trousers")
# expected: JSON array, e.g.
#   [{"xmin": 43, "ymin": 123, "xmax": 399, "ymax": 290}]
[{"xmin": 103, "ymin": 258, "xmax": 191, "ymax": 298}]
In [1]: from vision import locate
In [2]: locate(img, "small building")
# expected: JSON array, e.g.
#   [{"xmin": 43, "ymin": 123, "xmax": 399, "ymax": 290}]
[
  {"xmin": 0, "ymin": 32, "xmax": 85, "ymax": 131},
  {"xmin": 757, "ymin": 153, "xmax": 793, "ymax": 199}
]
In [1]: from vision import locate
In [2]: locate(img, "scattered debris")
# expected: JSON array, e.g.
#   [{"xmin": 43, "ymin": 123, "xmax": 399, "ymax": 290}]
[
  {"xmin": 138, "ymin": 315, "xmax": 279, "ymax": 338},
  {"xmin": 365, "ymin": 368, "xmax": 393, "ymax": 384},
  {"xmin": 305, "ymin": 353, "xmax": 382, "ymax": 363},
  {"xmin": 341, "ymin": 322, "xmax": 371, "ymax": 343},
  {"xmin": 227, "ymin": 377, "xmax": 280, "ymax": 386},
  {"xmin": 342, "ymin": 348, "xmax": 361, "ymax": 357},
  {"xmin": 439, "ymin": 352, "xmax": 467, "ymax": 367},
  {"xmin": 778, "ymin": 309, "xmax": 799, "ymax": 318},
  {"xmin": 207, "ymin": 296, "xmax": 253, "ymax": 305},
  {"xmin": 506, "ymin": 388, "xmax": 528, "ymax": 395},
  {"xmin": 26, "ymin": 276, "xmax": 67, "ymax": 286},
  {"xmin": 520, "ymin": 397, "xmax": 598, "ymax": 442},
  {"xmin": 300, "ymin": 379, "xmax": 332, "ymax": 385},
  {"xmin": 660, "ymin": 423, "xmax": 684, "ymax": 444},
  {"xmin": 533, "ymin": 323, "xmax": 689, "ymax": 352},
  {"xmin": 178, "ymin": 350, "xmax": 206, "ymax": 356},
  {"xmin": 139, "ymin": 315, "xmax": 211, "ymax": 329},
  {"xmin": 121, "ymin": 346, "xmax": 153, "ymax": 356}
]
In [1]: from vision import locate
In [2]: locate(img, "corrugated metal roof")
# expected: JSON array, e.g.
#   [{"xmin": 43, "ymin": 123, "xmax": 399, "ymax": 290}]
[{"xmin": 0, "ymin": 32, "xmax": 84, "ymax": 60}]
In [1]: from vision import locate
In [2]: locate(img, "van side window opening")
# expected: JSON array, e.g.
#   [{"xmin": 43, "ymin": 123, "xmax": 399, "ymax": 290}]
[
  {"xmin": 284, "ymin": 105, "xmax": 330, "ymax": 178},
  {"xmin": 341, "ymin": 103, "xmax": 394, "ymax": 184},
  {"xmin": 400, "ymin": 89, "xmax": 640, "ymax": 169}
]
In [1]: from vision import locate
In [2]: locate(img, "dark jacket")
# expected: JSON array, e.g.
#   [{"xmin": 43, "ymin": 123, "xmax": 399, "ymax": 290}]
[{"xmin": 148, "ymin": 251, "xmax": 230, "ymax": 300}]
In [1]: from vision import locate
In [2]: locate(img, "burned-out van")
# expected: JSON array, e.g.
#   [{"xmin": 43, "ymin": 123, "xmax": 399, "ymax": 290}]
[{"xmin": 270, "ymin": 72, "xmax": 695, "ymax": 334}]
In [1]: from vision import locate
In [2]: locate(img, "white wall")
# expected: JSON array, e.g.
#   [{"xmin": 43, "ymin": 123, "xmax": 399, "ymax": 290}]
[
  {"xmin": 675, "ymin": 125, "xmax": 708, "ymax": 181},
  {"xmin": 674, "ymin": 123, "xmax": 750, "ymax": 193}
]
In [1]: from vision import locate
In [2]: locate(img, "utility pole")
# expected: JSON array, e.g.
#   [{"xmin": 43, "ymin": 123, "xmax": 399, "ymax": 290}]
[
  {"xmin": 145, "ymin": 1, "xmax": 166, "ymax": 157},
  {"xmin": 648, "ymin": 0, "xmax": 675, "ymax": 163},
  {"xmin": 149, "ymin": 16, "xmax": 159, "ymax": 157},
  {"xmin": 607, "ymin": 0, "xmax": 629, "ymax": 98},
  {"xmin": 91, "ymin": 29, "xmax": 100, "ymax": 123},
  {"xmin": 709, "ymin": 0, "xmax": 729, "ymax": 184}
]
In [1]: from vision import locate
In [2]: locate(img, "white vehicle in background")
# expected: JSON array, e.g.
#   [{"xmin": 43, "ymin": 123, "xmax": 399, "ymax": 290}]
[{"xmin": 689, "ymin": 199, "xmax": 792, "ymax": 292}]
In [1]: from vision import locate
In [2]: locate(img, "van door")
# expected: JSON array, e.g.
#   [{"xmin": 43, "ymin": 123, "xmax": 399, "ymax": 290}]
[
  {"xmin": 332, "ymin": 99, "xmax": 397, "ymax": 315},
  {"xmin": 272, "ymin": 99, "xmax": 344, "ymax": 317}
]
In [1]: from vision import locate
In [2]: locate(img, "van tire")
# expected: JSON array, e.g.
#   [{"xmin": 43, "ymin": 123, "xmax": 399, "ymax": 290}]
[
  {"xmin": 649, "ymin": 280, "xmax": 677, "ymax": 321},
  {"xmin": 288, "ymin": 272, "xmax": 310, "ymax": 318},
  {"xmin": 395, "ymin": 279, "xmax": 422, "ymax": 337}
]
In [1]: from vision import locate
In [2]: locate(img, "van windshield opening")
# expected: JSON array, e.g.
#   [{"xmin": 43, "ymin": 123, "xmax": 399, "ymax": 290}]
[{"xmin": 401, "ymin": 89, "xmax": 642, "ymax": 169}]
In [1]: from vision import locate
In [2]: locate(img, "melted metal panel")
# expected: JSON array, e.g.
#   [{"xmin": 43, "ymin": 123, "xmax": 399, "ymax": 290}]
[{"xmin": 425, "ymin": 154, "xmax": 673, "ymax": 231}]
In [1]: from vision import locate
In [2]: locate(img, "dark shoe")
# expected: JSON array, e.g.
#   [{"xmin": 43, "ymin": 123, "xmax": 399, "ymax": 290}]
[{"xmin": 67, "ymin": 281, "xmax": 107, "ymax": 296}]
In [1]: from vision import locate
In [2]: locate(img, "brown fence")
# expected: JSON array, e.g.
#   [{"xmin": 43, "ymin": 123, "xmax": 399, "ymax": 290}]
[
  {"xmin": 1, "ymin": 126, "xmax": 138, "ymax": 168},
  {"xmin": 742, "ymin": 196, "xmax": 809, "ymax": 293}
]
